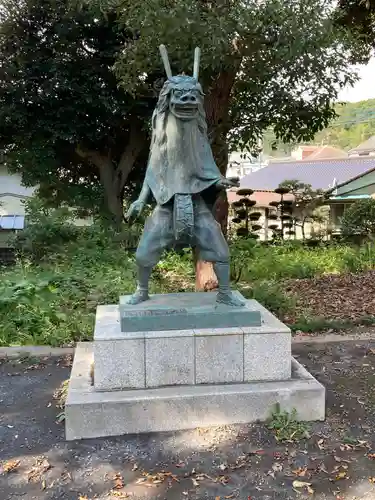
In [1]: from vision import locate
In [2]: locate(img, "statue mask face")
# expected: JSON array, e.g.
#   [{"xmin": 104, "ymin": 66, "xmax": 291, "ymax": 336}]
[{"xmin": 168, "ymin": 77, "xmax": 203, "ymax": 121}]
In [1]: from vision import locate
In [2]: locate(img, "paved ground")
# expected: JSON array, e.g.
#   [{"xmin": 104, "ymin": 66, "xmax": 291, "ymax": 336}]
[{"xmin": 1, "ymin": 342, "xmax": 375, "ymax": 500}]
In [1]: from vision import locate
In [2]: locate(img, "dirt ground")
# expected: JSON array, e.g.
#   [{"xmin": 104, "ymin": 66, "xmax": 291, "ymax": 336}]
[{"xmin": 1, "ymin": 341, "xmax": 375, "ymax": 500}]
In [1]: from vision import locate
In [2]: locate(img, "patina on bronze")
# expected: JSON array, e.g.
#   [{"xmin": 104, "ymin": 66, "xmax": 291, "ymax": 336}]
[{"xmin": 126, "ymin": 45, "xmax": 244, "ymax": 307}]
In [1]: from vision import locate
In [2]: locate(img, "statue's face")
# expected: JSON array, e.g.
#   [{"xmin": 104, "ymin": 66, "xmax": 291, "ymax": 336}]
[{"xmin": 168, "ymin": 77, "xmax": 203, "ymax": 121}]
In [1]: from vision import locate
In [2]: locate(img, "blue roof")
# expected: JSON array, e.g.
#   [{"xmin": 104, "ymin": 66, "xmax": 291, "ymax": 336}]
[
  {"xmin": 240, "ymin": 157, "xmax": 375, "ymax": 191},
  {"xmin": 0, "ymin": 215, "xmax": 25, "ymax": 230}
]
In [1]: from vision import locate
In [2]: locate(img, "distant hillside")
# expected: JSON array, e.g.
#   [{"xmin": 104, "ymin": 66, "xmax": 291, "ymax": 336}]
[{"xmin": 263, "ymin": 99, "xmax": 375, "ymax": 155}]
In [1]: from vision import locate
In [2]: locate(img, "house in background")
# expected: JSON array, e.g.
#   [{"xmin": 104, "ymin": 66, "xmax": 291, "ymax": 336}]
[
  {"xmin": 226, "ymin": 152, "xmax": 268, "ymax": 179},
  {"xmin": 290, "ymin": 145, "xmax": 347, "ymax": 161},
  {"xmin": 234, "ymin": 150, "xmax": 375, "ymax": 239},
  {"xmin": 328, "ymin": 167, "xmax": 375, "ymax": 230},
  {"xmin": 0, "ymin": 164, "xmax": 35, "ymax": 217},
  {"xmin": 348, "ymin": 136, "xmax": 375, "ymax": 157},
  {"xmin": 0, "ymin": 164, "xmax": 35, "ymax": 254},
  {"xmin": 240, "ymin": 156, "xmax": 375, "ymax": 192}
]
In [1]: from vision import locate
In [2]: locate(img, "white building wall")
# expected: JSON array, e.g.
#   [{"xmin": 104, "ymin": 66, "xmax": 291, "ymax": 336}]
[{"xmin": 0, "ymin": 165, "xmax": 35, "ymax": 215}]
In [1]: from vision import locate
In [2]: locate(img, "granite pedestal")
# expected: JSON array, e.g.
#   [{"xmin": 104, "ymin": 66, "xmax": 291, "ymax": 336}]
[{"xmin": 65, "ymin": 292, "xmax": 325, "ymax": 440}]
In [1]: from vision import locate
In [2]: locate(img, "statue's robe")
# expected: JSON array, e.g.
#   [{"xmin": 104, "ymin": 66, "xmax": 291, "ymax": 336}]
[
  {"xmin": 145, "ymin": 111, "xmax": 222, "ymax": 205},
  {"xmin": 144, "ymin": 111, "xmax": 222, "ymax": 242}
]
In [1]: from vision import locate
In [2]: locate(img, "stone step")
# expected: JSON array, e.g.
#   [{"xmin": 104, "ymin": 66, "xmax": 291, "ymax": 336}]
[{"xmin": 65, "ymin": 343, "xmax": 325, "ymax": 441}]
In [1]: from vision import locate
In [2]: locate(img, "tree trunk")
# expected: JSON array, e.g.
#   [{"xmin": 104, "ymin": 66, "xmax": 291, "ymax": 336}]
[
  {"xmin": 104, "ymin": 186, "xmax": 125, "ymax": 229},
  {"xmin": 75, "ymin": 123, "xmax": 145, "ymax": 228},
  {"xmin": 194, "ymin": 69, "xmax": 237, "ymax": 291}
]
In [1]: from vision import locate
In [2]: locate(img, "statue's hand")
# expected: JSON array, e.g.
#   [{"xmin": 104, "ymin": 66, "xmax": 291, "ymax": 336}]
[
  {"xmin": 216, "ymin": 177, "xmax": 240, "ymax": 189},
  {"xmin": 125, "ymin": 199, "xmax": 145, "ymax": 221}
]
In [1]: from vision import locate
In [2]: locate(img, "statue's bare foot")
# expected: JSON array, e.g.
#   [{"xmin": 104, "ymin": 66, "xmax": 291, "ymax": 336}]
[
  {"xmin": 127, "ymin": 290, "xmax": 150, "ymax": 305},
  {"xmin": 216, "ymin": 291, "xmax": 245, "ymax": 307}
]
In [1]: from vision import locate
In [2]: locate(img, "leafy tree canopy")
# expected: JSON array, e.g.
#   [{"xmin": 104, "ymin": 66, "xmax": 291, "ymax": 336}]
[
  {"xmin": 335, "ymin": 0, "xmax": 375, "ymax": 48},
  {"xmin": 0, "ymin": 0, "xmax": 155, "ymax": 223},
  {"xmin": 0, "ymin": 0, "xmax": 372, "ymax": 225},
  {"xmin": 93, "ymin": 0, "xmax": 370, "ymax": 157},
  {"xmin": 263, "ymin": 99, "xmax": 375, "ymax": 155}
]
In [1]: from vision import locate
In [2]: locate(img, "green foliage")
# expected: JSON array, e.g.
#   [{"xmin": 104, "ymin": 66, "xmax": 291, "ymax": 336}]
[
  {"xmin": 240, "ymin": 280, "xmax": 295, "ymax": 317},
  {"xmin": 292, "ymin": 314, "xmax": 375, "ymax": 333},
  {"xmin": 12, "ymin": 198, "xmax": 81, "ymax": 260},
  {"xmin": 335, "ymin": 0, "xmax": 375, "ymax": 49},
  {"xmin": 0, "ymin": 0, "xmax": 152, "ymax": 220},
  {"xmin": 264, "ymin": 99, "xmax": 375, "ymax": 154},
  {"xmin": 341, "ymin": 198, "xmax": 375, "ymax": 239},
  {"xmin": 267, "ymin": 403, "xmax": 311, "ymax": 442},
  {"xmin": 277, "ymin": 180, "xmax": 326, "ymax": 239},
  {"xmin": 91, "ymin": 0, "xmax": 367, "ymax": 153},
  {"xmin": 2, "ymin": 216, "xmax": 375, "ymax": 345}
]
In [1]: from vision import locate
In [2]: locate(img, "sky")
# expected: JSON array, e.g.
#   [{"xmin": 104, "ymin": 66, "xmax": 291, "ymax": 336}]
[{"xmin": 338, "ymin": 57, "xmax": 375, "ymax": 102}]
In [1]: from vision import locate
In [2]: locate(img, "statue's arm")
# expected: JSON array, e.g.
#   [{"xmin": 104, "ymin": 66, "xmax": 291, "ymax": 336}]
[
  {"xmin": 126, "ymin": 178, "xmax": 151, "ymax": 221},
  {"xmin": 138, "ymin": 178, "xmax": 151, "ymax": 204}
]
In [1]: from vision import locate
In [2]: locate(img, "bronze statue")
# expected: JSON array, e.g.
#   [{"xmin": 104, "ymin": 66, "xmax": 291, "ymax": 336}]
[{"xmin": 126, "ymin": 45, "xmax": 244, "ymax": 307}]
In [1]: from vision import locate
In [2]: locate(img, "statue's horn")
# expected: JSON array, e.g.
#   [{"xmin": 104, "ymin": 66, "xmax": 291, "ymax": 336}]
[
  {"xmin": 193, "ymin": 47, "xmax": 200, "ymax": 81},
  {"xmin": 159, "ymin": 44, "xmax": 172, "ymax": 79}
]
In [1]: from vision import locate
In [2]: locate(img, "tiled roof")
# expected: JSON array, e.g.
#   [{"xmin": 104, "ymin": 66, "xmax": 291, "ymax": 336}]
[
  {"xmin": 349, "ymin": 135, "xmax": 375, "ymax": 154},
  {"xmin": 240, "ymin": 157, "xmax": 375, "ymax": 191},
  {"xmin": 307, "ymin": 146, "xmax": 347, "ymax": 160},
  {"xmin": 0, "ymin": 215, "xmax": 25, "ymax": 230}
]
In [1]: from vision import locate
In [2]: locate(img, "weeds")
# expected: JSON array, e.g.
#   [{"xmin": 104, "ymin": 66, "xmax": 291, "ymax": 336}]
[
  {"xmin": 53, "ymin": 379, "xmax": 69, "ymax": 423},
  {"xmin": 267, "ymin": 403, "xmax": 311, "ymax": 442}
]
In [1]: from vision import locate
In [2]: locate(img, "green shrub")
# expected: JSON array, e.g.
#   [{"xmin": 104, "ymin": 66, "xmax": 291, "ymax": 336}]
[
  {"xmin": 341, "ymin": 198, "xmax": 375, "ymax": 240},
  {"xmin": 239, "ymin": 280, "xmax": 296, "ymax": 317}
]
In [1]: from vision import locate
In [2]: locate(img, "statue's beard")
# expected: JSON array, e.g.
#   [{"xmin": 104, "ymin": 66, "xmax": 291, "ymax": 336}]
[{"xmin": 163, "ymin": 112, "xmax": 202, "ymax": 176}]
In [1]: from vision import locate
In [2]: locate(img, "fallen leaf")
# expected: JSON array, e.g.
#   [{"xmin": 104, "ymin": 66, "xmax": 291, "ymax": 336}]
[
  {"xmin": 109, "ymin": 491, "xmax": 130, "ymax": 498},
  {"xmin": 317, "ymin": 439, "xmax": 325, "ymax": 450},
  {"xmin": 292, "ymin": 467, "xmax": 307, "ymax": 477},
  {"xmin": 78, "ymin": 496, "xmax": 89, "ymax": 500},
  {"xmin": 113, "ymin": 473, "xmax": 124, "ymax": 489},
  {"xmin": 217, "ymin": 475, "xmax": 229, "ymax": 485},
  {"xmin": 368, "ymin": 452, "xmax": 375, "ymax": 460},
  {"xmin": 41, "ymin": 479, "xmax": 46, "ymax": 490},
  {"xmin": 340, "ymin": 444, "xmax": 353, "ymax": 451},
  {"xmin": 225, "ymin": 495, "xmax": 235, "ymax": 499},
  {"xmin": 27, "ymin": 458, "xmax": 51, "ymax": 482},
  {"xmin": 215, "ymin": 497, "xmax": 221, "ymax": 500},
  {"xmin": 307, "ymin": 485, "xmax": 314, "ymax": 494},
  {"xmin": 335, "ymin": 471, "xmax": 347, "ymax": 480},
  {"xmin": 2, "ymin": 459, "xmax": 20, "ymax": 473},
  {"xmin": 369, "ymin": 477, "xmax": 375, "ymax": 484},
  {"xmin": 293, "ymin": 480, "xmax": 312, "ymax": 489}
]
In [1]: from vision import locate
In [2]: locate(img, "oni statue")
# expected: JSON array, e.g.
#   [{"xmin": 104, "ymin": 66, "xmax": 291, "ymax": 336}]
[{"xmin": 126, "ymin": 45, "xmax": 244, "ymax": 307}]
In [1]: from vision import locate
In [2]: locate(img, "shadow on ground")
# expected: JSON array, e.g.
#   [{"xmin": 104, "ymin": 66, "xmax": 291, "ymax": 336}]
[{"xmin": 1, "ymin": 342, "xmax": 375, "ymax": 500}]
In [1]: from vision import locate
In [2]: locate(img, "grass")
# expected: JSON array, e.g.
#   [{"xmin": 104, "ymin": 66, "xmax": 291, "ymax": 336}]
[{"xmin": 1, "ymin": 221, "xmax": 375, "ymax": 346}]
